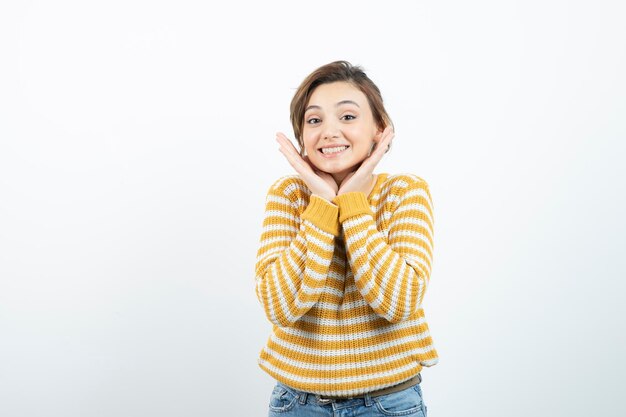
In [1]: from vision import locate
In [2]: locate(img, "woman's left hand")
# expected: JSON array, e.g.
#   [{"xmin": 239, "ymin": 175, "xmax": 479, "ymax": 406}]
[{"xmin": 337, "ymin": 127, "xmax": 394, "ymax": 195}]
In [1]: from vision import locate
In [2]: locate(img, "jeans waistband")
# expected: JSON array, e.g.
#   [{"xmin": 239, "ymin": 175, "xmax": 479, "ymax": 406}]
[{"xmin": 278, "ymin": 373, "xmax": 422, "ymax": 405}]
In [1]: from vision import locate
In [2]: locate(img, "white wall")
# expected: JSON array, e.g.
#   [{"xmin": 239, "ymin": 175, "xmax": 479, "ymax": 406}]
[{"xmin": 1, "ymin": 1, "xmax": 624, "ymax": 416}]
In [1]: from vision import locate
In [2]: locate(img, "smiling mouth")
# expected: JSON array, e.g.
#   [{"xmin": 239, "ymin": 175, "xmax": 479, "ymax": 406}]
[{"xmin": 319, "ymin": 145, "xmax": 349, "ymax": 156}]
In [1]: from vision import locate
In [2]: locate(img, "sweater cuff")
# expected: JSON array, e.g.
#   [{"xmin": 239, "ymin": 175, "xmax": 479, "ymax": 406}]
[
  {"xmin": 301, "ymin": 195, "xmax": 340, "ymax": 236},
  {"xmin": 333, "ymin": 192, "xmax": 374, "ymax": 223}
]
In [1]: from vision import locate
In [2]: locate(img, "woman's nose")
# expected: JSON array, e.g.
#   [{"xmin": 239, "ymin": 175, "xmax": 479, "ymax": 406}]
[{"xmin": 322, "ymin": 123, "xmax": 340, "ymax": 139}]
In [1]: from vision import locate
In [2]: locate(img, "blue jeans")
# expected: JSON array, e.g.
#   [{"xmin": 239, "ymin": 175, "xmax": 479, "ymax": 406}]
[{"xmin": 267, "ymin": 381, "xmax": 428, "ymax": 416}]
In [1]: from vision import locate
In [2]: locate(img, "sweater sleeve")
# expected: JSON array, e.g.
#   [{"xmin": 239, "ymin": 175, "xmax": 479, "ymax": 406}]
[
  {"xmin": 255, "ymin": 178, "xmax": 339, "ymax": 328},
  {"xmin": 333, "ymin": 178, "xmax": 434, "ymax": 323}
]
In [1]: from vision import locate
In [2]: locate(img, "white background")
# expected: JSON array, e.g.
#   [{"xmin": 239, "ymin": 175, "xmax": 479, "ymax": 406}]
[{"xmin": 1, "ymin": 1, "xmax": 625, "ymax": 416}]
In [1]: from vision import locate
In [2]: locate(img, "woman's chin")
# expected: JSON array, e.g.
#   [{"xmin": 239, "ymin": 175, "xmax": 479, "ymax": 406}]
[
  {"xmin": 316, "ymin": 166, "xmax": 351, "ymax": 177},
  {"xmin": 314, "ymin": 159, "xmax": 361, "ymax": 173}
]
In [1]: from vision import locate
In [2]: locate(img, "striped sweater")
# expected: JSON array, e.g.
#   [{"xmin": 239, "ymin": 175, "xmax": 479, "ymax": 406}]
[{"xmin": 255, "ymin": 173, "xmax": 438, "ymax": 396}]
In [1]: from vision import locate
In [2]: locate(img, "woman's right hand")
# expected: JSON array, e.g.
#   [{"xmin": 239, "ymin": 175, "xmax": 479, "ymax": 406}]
[{"xmin": 276, "ymin": 132, "xmax": 338, "ymax": 201}]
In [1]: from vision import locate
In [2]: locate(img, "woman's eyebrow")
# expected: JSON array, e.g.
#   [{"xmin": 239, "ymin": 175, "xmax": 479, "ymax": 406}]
[
  {"xmin": 305, "ymin": 100, "xmax": 360, "ymax": 113},
  {"xmin": 336, "ymin": 100, "xmax": 360, "ymax": 108}
]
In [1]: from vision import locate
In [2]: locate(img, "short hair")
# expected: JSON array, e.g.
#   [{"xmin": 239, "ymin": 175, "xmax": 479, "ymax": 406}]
[{"xmin": 289, "ymin": 61, "xmax": 393, "ymax": 154}]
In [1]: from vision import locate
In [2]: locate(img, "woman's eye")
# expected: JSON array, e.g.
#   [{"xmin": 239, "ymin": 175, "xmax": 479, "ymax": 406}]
[
  {"xmin": 306, "ymin": 118, "xmax": 321, "ymax": 124},
  {"xmin": 342, "ymin": 114, "xmax": 356, "ymax": 121}
]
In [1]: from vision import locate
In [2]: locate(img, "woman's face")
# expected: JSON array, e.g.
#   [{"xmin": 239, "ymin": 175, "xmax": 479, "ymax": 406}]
[{"xmin": 302, "ymin": 81, "xmax": 381, "ymax": 184}]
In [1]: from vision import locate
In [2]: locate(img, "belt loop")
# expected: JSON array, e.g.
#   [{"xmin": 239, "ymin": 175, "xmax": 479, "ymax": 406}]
[
  {"xmin": 316, "ymin": 395, "xmax": 333, "ymax": 405},
  {"xmin": 298, "ymin": 392, "xmax": 308, "ymax": 405},
  {"xmin": 364, "ymin": 392, "xmax": 373, "ymax": 407}
]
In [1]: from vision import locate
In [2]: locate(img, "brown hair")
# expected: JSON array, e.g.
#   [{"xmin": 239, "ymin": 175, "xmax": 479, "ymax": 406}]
[{"xmin": 289, "ymin": 61, "xmax": 393, "ymax": 155}]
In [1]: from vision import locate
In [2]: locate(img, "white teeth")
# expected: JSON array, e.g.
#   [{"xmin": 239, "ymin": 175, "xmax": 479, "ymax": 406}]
[{"xmin": 321, "ymin": 146, "xmax": 348, "ymax": 155}]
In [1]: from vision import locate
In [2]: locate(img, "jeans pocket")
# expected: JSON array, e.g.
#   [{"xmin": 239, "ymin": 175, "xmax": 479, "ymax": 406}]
[
  {"xmin": 373, "ymin": 385, "xmax": 425, "ymax": 416},
  {"xmin": 268, "ymin": 385, "xmax": 298, "ymax": 413},
  {"xmin": 414, "ymin": 384, "xmax": 428, "ymax": 416}
]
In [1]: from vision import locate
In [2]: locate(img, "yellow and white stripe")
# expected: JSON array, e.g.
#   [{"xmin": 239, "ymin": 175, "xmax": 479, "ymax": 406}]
[{"xmin": 255, "ymin": 173, "xmax": 438, "ymax": 396}]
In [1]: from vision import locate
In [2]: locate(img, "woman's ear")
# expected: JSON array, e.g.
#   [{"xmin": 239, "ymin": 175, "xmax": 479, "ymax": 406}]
[
  {"xmin": 372, "ymin": 128, "xmax": 384, "ymax": 147},
  {"xmin": 368, "ymin": 136, "xmax": 381, "ymax": 156},
  {"xmin": 375, "ymin": 128, "xmax": 384, "ymax": 140}
]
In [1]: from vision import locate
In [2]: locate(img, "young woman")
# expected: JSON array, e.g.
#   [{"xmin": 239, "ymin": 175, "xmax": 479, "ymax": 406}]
[{"xmin": 255, "ymin": 61, "xmax": 437, "ymax": 416}]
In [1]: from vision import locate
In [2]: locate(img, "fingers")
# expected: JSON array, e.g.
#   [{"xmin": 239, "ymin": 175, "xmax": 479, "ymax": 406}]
[
  {"xmin": 276, "ymin": 132, "xmax": 300, "ymax": 156},
  {"xmin": 361, "ymin": 128, "xmax": 394, "ymax": 171},
  {"xmin": 336, "ymin": 128, "xmax": 394, "ymax": 192},
  {"xmin": 369, "ymin": 126, "xmax": 394, "ymax": 156},
  {"xmin": 276, "ymin": 133, "xmax": 312, "ymax": 175},
  {"xmin": 276, "ymin": 132, "xmax": 338, "ymax": 200},
  {"xmin": 276, "ymin": 133, "xmax": 300, "ymax": 161}
]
